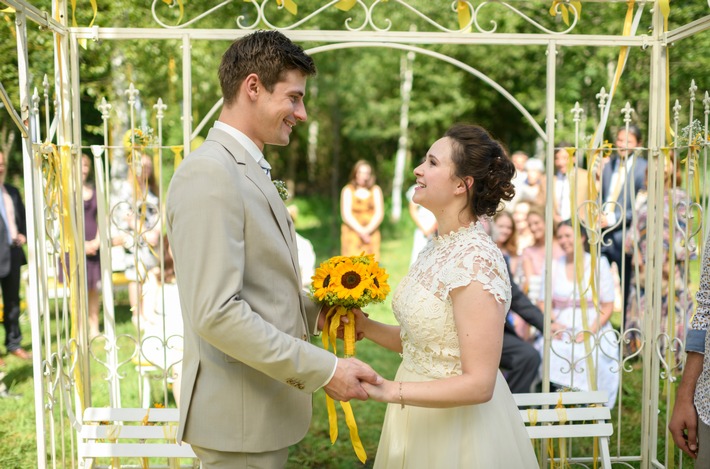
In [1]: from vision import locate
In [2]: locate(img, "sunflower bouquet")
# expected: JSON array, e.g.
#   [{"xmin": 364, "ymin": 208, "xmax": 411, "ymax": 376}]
[{"xmin": 310, "ymin": 253, "xmax": 390, "ymax": 463}]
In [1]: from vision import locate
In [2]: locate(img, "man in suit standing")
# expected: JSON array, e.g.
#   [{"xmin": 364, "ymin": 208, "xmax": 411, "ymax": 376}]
[
  {"xmin": 167, "ymin": 31, "xmax": 381, "ymax": 468},
  {"xmin": 0, "ymin": 151, "xmax": 29, "ymax": 366},
  {"xmin": 600, "ymin": 125, "xmax": 647, "ymax": 317}
]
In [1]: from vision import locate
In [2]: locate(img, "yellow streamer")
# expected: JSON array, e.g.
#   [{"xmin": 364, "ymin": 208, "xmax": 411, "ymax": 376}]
[
  {"xmin": 341, "ymin": 401, "xmax": 367, "ymax": 464},
  {"xmin": 659, "ymin": 0, "xmax": 670, "ymax": 20},
  {"xmin": 555, "ymin": 394, "xmax": 568, "ymax": 467},
  {"xmin": 526, "ymin": 408, "xmax": 538, "ymax": 426},
  {"xmin": 170, "ymin": 146, "xmax": 183, "ymax": 171},
  {"xmin": 457, "ymin": 1, "xmax": 471, "ymax": 32},
  {"xmin": 334, "ymin": 0, "xmax": 356, "ymax": 11},
  {"xmin": 68, "ymin": 0, "xmax": 98, "ymax": 49},
  {"xmin": 549, "ymin": 0, "xmax": 582, "ymax": 26},
  {"xmin": 161, "ymin": 0, "xmax": 184, "ymax": 26},
  {"xmin": 276, "ymin": 0, "xmax": 298, "ymax": 15},
  {"xmin": 326, "ymin": 394, "xmax": 338, "ymax": 443},
  {"xmin": 320, "ymin": 305, "xmax": 367, "ymax": 462}
]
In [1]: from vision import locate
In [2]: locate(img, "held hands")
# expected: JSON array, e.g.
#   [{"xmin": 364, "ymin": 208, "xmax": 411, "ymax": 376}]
[
  {"xmin": 360, "ymin": 378, "xmax": 393, "ymax": 404},
  {"xmin": 324, "ymin": 357, "xmax": 383, "ymax": 402}
]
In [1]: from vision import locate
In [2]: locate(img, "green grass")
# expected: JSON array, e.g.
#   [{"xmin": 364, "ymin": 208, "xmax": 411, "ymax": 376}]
[{"xmin": 0, "ymin": 196, "xmax": 697, "ymax": 467}]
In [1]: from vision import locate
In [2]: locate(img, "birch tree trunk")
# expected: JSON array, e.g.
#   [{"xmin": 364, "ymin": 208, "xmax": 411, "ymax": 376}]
[{"xmin": 390, "ymin": 50, "xmax": 415, "ymax": 222}]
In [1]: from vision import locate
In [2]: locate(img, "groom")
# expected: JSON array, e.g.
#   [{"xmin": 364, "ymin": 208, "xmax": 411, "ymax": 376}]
[{"xmin": 167, "ymin": 31, "xmax": 381, "ymax": 468}]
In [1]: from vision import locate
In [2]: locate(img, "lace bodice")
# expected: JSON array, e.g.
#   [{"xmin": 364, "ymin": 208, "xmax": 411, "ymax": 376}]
[{"xmin": 392, "ymin": 221, "xmax": 511, "ymax": 378}]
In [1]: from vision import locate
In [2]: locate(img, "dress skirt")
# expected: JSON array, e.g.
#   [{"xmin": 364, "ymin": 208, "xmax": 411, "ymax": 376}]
[{"xmin": 373, "ymin": 367, "xmax": 538, "ymax": 469}]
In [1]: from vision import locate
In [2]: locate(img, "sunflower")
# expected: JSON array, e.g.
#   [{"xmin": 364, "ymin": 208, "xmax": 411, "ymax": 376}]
[
  {"xmin": 329, "ymin": 260, "xmax": 373, "ymax": 302},
  {"xmin": 367, "ymin": 263, "xmax": 391, "ymax": 301},
  {"xmin": 311, "ymin": 266, "xmax": 333, "ymax": 301}
]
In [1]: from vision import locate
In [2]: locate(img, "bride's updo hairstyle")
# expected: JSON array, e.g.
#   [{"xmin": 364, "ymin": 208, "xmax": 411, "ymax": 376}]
[{"xmin": 445, "ymin": 124, "xmax": 516, "ymax": 218}]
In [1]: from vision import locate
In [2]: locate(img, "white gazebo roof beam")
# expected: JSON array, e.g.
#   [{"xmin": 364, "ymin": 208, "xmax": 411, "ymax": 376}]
[
  {"xmin": 665, "ymin": 14, "xmax": 710, "ymax": 44},
  {"xmin": 1, "ymin": 0, "xmax": 67, "ymax": 35},
  {"xmin": 70, "ymin": 27, "xmax": 651, "ymax": 48}
]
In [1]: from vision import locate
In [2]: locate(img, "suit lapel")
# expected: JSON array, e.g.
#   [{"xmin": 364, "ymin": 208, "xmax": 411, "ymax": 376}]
[{"xmin": 207, "ymin": 129, "xmax": 300, "ymax": 280}]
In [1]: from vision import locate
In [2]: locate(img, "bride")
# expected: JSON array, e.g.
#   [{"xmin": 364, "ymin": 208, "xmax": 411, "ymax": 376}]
[{"xmin": 356, "ymin": 124, "xmax": 538, "ymax": 468}]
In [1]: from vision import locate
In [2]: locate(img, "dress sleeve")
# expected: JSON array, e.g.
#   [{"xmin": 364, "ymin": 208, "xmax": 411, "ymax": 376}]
[{"xmin": 440, "ymin": 243, "xmax": 510, "ymax": 308}]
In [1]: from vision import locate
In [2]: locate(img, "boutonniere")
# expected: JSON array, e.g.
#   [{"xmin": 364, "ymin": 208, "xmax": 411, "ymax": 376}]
[{"xmin": 273, "ymin": 180, "xmax": 289, "ymax": 201}]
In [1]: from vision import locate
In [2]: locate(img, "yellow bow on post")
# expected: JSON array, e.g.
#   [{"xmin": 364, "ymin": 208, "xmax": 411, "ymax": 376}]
[
  {"xmin": 276, "ymin": 0, "xmax": 298, "ymax": 15},
  {"xmin": 457, "ymin": 1, "xmax": 472, "ymax": 32},
  {"xmin": 334, "ymin": 0, "xmax": 357, "ymax": 11},
  {"xmin": 549, "ymin": 0, "xmax": 582, "ymax": 26},
  {"xmin": 161, "ymin": 0, "xmax": 184, "ymax": 26}
]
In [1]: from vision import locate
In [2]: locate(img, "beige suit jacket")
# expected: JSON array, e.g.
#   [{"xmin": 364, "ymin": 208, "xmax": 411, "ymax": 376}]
[{"xmin": 166, "ymin": 128, "xmax": 336, "ymax": 452}]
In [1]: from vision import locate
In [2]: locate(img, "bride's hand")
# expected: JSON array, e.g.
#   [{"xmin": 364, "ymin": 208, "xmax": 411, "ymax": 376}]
[{"xmin": 361, "ymin": 379, "xmax": 393, "ymax": 403}]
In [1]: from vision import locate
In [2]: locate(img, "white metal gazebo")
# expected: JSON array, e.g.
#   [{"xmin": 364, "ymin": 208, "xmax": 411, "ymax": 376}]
[{"xmin": 2, "ymin": 1, "xmax": 710, "ymax": 467}]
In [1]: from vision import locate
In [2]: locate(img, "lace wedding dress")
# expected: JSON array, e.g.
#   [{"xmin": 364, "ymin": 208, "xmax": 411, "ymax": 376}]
[{"xmin": 373, "ymin": 221, "xmax": 537, "ymax": 468}]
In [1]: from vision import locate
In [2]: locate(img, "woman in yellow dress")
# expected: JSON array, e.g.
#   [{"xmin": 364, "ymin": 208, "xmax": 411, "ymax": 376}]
[{"xmin": 340, "ymin": 160, "xmax": 384, "ymax": 259}]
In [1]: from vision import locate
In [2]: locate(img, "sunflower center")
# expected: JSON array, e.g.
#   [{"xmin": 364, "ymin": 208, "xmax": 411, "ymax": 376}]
[
  {"xmin": 341, "ymin": 271, "xmax": 361, "ymax": 289},
  {"xmin": 373, "ymin": 278, "xmax": 380, "ymax": 288},
  {"xmin": 323, "ymin": 274, "xmax": 331, "ymax": 287}
]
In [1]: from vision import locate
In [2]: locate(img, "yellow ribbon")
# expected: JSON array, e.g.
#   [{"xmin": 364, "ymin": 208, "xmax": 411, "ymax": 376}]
[
  {"xmin": 457, "ymin": 1, "xmax": 471, "ymax": 32},
  {"xmin": 527, "ymin": 408, "xmax": 538, "ymax": 426},
  {"xmin": 321, "ymin": 305, "xmax": 367, "ymax": 463},
  {"xmin": 276, "ymin": 0, "xmax": 298, "ymax": 15},
  {"xmin": 160, "ymin": 0, "xmax": 184, "ymax": 25},
  {"xmin": 549, "ymin": 0, "xmax": 582, "ymax": 26},
  {"xmin": 68, "ymin": 0, "xmax": 98, "ymax": 49},
  {"xmin": 555, "ymin": 394, "xmax": 568, "ymax": 467},
  {"xmin": 334, "ymin": 0, "xmax": 356, "ymax": 11},
  {"xmin": 170, "ymin": 146, "xmax": 183, "ymax": 171}
]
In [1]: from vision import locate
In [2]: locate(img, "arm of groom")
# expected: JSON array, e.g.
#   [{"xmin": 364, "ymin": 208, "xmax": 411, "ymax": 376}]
[{"xmin": 168, "ymin": 154, "xmax": 379, "ymax": 399}]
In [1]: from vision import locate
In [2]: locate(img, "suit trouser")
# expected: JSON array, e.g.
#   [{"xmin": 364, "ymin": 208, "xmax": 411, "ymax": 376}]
[
  {"xmin": 698, "ymin": 418, "xmax": 710, "ymax": 468},
  {"xmin": 500, "ymin": 330, "xmax": 541, "ymax": 394},
  {"xmin": 191, "ymin": 444, "xmax": 289, "ymax": 469},
  {"xmin": 0, "ymin": 248, "xmax": 23, "ymax": 352}
]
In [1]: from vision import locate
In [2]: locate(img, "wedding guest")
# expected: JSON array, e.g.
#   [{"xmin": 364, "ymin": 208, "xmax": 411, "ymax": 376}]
[
  {"xmin": 0, "ymin": 151, "xmax": 29, "ymax": 363},
  {"xmin": 495, "ymin": 210, "xmax": 536, "ymax": 342},
  {"xmin": 494, "ymin": 210, "xmax": 522, "ymax": 284},
  {"xmin": 505, "ymin": 150, "xmax": 529, "ymax": 211},
  {"xmin": 406, "ymin": 183, "xmax": 437, "ymax": 265},
  {"xmin": 521, "ymin": 204, "xmax": 562, "ymax": 304},
  {"xmin": 538, "ymin": 220, "xmax": 619, "ymax": 408},
  {"xmin": 512, "ymin": 200, "xmax": 534, "ymax": 251},
  {"xmin": 624, "ymin": 157, "xmax": 694, "ymax": 358},
  {"xmin": 340, "ymin": 160, "xmax": 385, "ymax": 260},
  {"xmin": 548, "ymin": 143, "xmax": 590, "ymax": 225},
  {"xmin": 355, "ymin": 124, "xmax": 537, "ymax": 467},
  {"xmin": 60, "ymin": 154, "xmax": 101, "ymax": 338},
  {"xmin": 517, "ymin": 157, "xmax": 545, "ymax": 206},
  {"xmin": 669, "ymin": 228, "xmax": 710, "ymax": 462},
  {"xmin": 111, "ymin": 153, "xmax": 161, "ymax": 325},
  {"xmin": 600, "ymin": 125, "xmax": 647, "ymax": 317},
  {"xmin": 166, "ymin": 30, "xmax": 381, "ymax": 468}
]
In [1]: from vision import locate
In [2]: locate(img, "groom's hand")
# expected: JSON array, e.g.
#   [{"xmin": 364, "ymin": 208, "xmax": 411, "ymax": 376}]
[{"xmin": 324, "ymin": 357, "xmax": 382, "ymax": 402}]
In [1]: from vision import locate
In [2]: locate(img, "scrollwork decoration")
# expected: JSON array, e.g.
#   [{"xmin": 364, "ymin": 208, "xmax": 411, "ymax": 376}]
[{"xmin": 150, "ymin": 0, "xmax": 577, "ymax": 34}]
